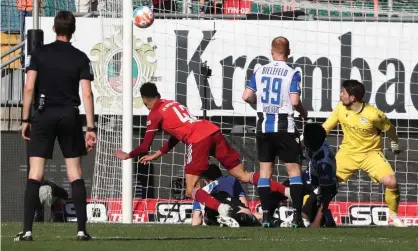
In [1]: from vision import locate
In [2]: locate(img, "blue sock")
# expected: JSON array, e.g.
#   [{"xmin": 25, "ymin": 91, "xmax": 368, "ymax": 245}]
[
  {"xmin": 289, "ymin": 176, "xmax": 303, "ymax": 185},
  {"xmin": 257, "ymin": 178, "xmax": 270, "ymax": 188}
]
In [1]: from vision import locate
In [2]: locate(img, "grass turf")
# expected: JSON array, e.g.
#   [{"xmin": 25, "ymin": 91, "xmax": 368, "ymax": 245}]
[{"xmin": 2, "ymin": 223, "xmax": 418, "ymax": 251}]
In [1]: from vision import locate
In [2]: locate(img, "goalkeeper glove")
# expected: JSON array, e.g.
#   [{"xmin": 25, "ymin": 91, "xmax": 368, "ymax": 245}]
[{"xmin": 390, "ymin": 141, "xmax": 402, "ymax": 154}]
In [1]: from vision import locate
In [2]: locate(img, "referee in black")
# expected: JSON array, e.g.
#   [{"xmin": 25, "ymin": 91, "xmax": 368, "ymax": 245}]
[{"xmin": 15, "ymin": 11, "xmax": 96, "ymax": 241}]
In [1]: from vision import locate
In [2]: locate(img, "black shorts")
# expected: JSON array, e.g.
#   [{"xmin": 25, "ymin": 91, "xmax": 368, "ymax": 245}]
[
  {"xmin": 256, "ymin": 132, "xmax": 302, "ymax": 163},
  {"xmin": 28, "ymin": 106, "xmax": 86, "ymax": 159}
]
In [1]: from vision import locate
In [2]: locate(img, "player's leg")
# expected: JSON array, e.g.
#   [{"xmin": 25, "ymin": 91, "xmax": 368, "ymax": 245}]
[
  {"xmin": 184, "ymin": 137, "xmax": 235, "ymax": 218},
  {"xmin": 210, "ymin": 131, "xmax": 289, "ymax": 197},
  {"xmin": 255, "ymin": 133, "xmax": 278, "ymax": 227},
  {"xmin": 213, "ymin": 130, "xmax": 276, "ymax": 226},
  {"xmin": 249, "ymin": 172, "xmax": 290, "ymax": 198},
  {"xmin": 15, "ymin": 112, "xmax": 56, "ymax": 242},
  {"xmin": 278, "ymin": 132, "xmax": 304, "ymax": 227},
  {"xmin": 361, "ymin": 151, "xmax": 406, "ymax": 227},
  {"xmin": 57, "ymin": 107, "xmax": 91, "ymax": 240},
  {"xmin": 335, "ymin": 151, "xmax": 358, "ymax": 183}
]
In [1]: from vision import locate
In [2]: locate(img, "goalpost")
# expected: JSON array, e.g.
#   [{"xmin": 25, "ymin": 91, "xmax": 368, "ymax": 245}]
[{"xmin": 90, "ymin": 0, "xmax": 418, "ymax": 225}]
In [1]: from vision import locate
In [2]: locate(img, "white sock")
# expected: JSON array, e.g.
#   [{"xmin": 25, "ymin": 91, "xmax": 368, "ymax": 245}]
[{"xmin": 24, "ymin": 231, "xmax": 32, "ymax": 237}]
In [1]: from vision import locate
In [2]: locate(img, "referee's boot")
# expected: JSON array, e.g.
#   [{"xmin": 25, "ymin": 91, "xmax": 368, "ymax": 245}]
[
  {"xmin": 14, "ymin": 231, "xmax": 33, "ymax": 242},
  {"xmin": 261, "ymin": 210, "xmax": 276, "ymax": 228},
  {"xmin": 76, "ymin": 231, "xmax": 92, "ymax": 241}
]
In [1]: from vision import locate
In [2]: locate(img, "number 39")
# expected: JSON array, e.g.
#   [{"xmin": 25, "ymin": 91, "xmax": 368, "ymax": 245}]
[
  {"xmin": 261, "ymin": 76, "xmax": 282, "ymax": 105},
  {"xmin": 173, "ymin": 105, "xmax": 198, "ymax": 123}
]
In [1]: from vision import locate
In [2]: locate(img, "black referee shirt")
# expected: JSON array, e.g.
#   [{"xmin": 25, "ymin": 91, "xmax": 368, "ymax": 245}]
[{"xmin": 26, "ymin": 40, "xmax": 94, "ymax": 108}]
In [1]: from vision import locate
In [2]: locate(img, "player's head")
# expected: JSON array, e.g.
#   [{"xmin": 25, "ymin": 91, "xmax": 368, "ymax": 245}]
[
  {"xmin": 303, "ymin": 123, "xmax": 326, "ymax": 151},
  {"xmin": 140, "ymin": 82, "xmax": 161, "ymax": 110},
  {"xmin": 53, "ymin": 11, "xmax": 76, "ymax": 40},
  {"xmin": 201, "ymin": 164, "xmax": 223, "ymax": 182},
  {"xmin": 271, "ymin": 36, "xmax": 290, "ymax": 61},
  {"xmin": 340, "ymin": 80, "xmax": 365, "ymax": 106}
]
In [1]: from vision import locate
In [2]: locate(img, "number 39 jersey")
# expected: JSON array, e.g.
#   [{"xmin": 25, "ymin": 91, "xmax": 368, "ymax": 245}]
[
  {"xmin": 146, "ymin": 99, "xmax": 220, "ymax": 144},
  {"xmin": 247, "ymin": 60, "xmax": 301, "ymax": 133}
]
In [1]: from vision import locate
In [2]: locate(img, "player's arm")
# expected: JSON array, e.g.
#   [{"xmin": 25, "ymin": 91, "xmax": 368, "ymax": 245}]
[
  {"xmin": 316, "ymin": 161, "xmax": 338, "ymax": 206},
  {"xmin": 374, "ymin": 110, "xmax": 401, "ymax": 154},
  {"xmin": 311, "ymin": 161, "xmax": 337, "ymax": 227},
  {"xmin": 146, "ymin": 136, "xmax": 180, "ymax": 161},
  {"xmin": 233, "ymin": 178, "xmax": 248, "ymax": 207},
  {"xmin": 322, "ymin": 103, "xmax": 340, "ymax": 133},
  {"xmin": 191, "ymin": 201, "xmax": 203, "ymax": 226},
  {"xmin": 115, "ymin": 111, "xmax": 161, "ymax": 160},
  {"xmin": 289, "ymin": 72, "xmax": 308, "ymax": 120},
  {"xmin": 242, "ymin": 71, "xmax": 257, "ymax": 104}
]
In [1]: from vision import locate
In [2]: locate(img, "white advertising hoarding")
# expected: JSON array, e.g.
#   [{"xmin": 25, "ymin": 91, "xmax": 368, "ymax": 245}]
[{"xmin": 25, "ymin": 18, "xmax": 418, "ymax": 119}]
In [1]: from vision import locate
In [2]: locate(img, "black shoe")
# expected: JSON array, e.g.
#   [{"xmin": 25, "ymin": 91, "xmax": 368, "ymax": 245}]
[
  {"xmin": 76, "ymin": 231, "xmax": 92, "ymax": 241},
  {"xmin": 291, "ymin": 214, "xmax": 305, "ymax": 228},
  {"xmin": 14, "ymin": 232, "xmax": 33, "ymax": 242},
  {"xmin": 272, "ymin": 217, "xmax": 284, "ymax": 228},
  {"xmin": 261, "ymin": 211, "xmax": 275, "ymax": 228}
]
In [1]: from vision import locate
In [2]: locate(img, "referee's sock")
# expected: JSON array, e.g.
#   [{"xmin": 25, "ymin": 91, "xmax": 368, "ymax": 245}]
[
  {"xmin": 257, "ymin": 178, "xmax": 272, "ymax": 214},
  {"xmin": 289, "ymin": 176, "xmax": 303, "ymax": 218},
  {"xmin": 71, "ymin": 179, "xmax": 87, "ymax": 233},
  {"xmin": 23, "ymin": 179, "xmax": 41, "ymax": 233}
]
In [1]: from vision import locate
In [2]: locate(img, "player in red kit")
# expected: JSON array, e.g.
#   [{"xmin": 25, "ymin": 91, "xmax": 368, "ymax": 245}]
[{"xmin": 115, "ymin": 82, "xmax": 290, "ymax": 227}]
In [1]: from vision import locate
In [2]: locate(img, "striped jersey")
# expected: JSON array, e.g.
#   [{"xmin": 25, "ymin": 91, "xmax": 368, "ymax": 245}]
[{"xmin": 247, "ymin": 61, "xmax": 301, "ymax": 133}]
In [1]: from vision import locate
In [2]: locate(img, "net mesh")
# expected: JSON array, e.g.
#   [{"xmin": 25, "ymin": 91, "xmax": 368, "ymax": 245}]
[{"xmin": 90, "ymin": 0, "xmax": 418, "ymax": 225}]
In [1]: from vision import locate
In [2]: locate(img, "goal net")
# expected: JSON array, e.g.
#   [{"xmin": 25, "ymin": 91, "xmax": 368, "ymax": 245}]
[{"xmin": 90, "ymin": 0, "xmax": 418, "ymax": 226}]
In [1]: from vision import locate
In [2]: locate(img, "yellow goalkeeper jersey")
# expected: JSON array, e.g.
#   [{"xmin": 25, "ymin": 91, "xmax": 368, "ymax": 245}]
[{"xmin": 322, "ymin": 102, "xmax": 392, "ymax": 154}]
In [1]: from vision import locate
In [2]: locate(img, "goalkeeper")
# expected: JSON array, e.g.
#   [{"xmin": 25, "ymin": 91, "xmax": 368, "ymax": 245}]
[{"xmin": 323, "ymin": 79, "xmax": 406, "ymax": 227}]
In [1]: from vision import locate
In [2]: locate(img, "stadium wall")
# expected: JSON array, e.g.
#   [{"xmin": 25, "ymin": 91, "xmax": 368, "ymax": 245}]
[
  {"xmin": 24, "ymin": 17, "xmax": 418, "ymax": 120},
  {"xmin": 2, "ymin": 131, "xmax": 417, "ymax": 225}
]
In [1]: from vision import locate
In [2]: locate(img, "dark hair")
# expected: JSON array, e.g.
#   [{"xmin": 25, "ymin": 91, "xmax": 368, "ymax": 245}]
[
  {"xmin": 303, "ymin": 123, "xmax": 326, "ymax": 151},
  {"xmin": 54, "ymin": 11, "xmax": 76, "ymax": 38},
  {"xmin": 140, "ymin": 82, "xmax": 161, "ymax": 98},
  {"xmin": 342, "ymin": 79, "xmax": 365, "ymax": 102},
  {"xmin": 201, "ymin": 164, "xmax": 223, "ymax": 181}
]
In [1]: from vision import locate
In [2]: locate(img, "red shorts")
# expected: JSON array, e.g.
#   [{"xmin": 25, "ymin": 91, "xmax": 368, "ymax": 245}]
[{"xmin": 184, "ymin": 131, "xmax": 241, "ymax": 176}]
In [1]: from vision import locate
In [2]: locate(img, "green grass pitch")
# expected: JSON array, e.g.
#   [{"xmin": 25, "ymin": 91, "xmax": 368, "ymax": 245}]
[{"xmin": 2, "ymin": 223, "xmax": 418, "ymax": 251}]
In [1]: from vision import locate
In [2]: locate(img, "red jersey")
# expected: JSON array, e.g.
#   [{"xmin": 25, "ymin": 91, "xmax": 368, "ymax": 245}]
[{"xmin": 128, "ymin": 99, "xmax": 220, "ymax": 158}]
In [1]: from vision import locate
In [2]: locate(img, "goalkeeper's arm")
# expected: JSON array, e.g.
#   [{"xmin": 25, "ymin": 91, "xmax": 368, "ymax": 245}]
[
  {"xmin": 322, "ymin": 103, "xmax": 340, "ymax": 133},
  {"xmin": 374, "ymin": 111, "xmax": 401, "ymax": 154}
]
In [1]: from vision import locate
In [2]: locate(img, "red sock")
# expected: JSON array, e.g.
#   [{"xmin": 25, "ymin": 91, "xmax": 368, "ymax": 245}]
[
  {"xmin": 192, "ymin": 188, "xmax": 221, "ymax": 211},
  {"xmin": 250, "ymin": 172, "xmax": 286, "ymax": 195}
]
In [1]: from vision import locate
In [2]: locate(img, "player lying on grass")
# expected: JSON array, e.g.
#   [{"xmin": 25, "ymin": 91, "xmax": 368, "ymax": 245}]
[
  {"xmin": 115, "ymin": 82, "xmax": 289, "ymax": 227},
  {"xmin": 322, "ymin": 79, "xmax": 407, "ymax": 227},
  {"xmin": 192, "ymin": 164, "xmax": 290, "ymax": 227}
]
